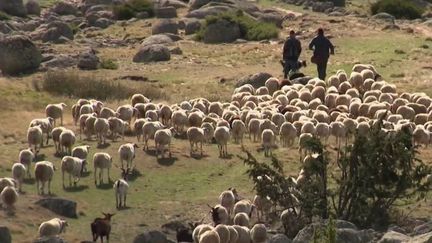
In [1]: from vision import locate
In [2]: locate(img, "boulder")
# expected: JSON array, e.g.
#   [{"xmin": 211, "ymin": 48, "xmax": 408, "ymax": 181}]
[
  {"xmin": 0, "ymin": 22, "xmax": 13, "ymax": 34},
  {"xmin": 269, "ymin": 234, "xmax": 291, "ymax": 243},
  {"xmin": 0, "ymin": 226, "xmax": 11, "ymax": 243},
  {"xmin": 186, "ymin": 5, "xmax": 234, "ymax": 19},
  {"xmin": 78, "ymin": 50, "xmax": 99, "ymax": 70},
  {"xmin": 184, "ymin": 18, "xmax": 201, "ymax": 35},
  {"xmin": 93, "ymin": 17, "xmax": 113, "ymax": 28},
  {"xmin": 201, "ymin": 19, "xmax": 240, "ymax": 43},
  {"xmin": 52, "ymin": 1, "xmax": 78, "ymax": 15},
  {"xmin": 141, "ymin": 34, "xmax": 175, "ymax": 47},
  {"xmin": 254, "ymin": 11, "xmax": 284, "ymax": 28},
  {"xmin": 133, "ymin": 44, "xmax": 171, "ymax": 62},
  {"xmin": 411, "ymin": 231, "xmax": 432, "ymax": 243},
  {"xmin": 236, "ymin": 72, "xmax": 273, "ymax": 88},
  {"xmin": 378, "ymin": 231, "xmax": 411, "ymax": 243},
  {"xmin": 35, "ymin": 198, "xmax": 77, "ymax": 218},
  {"xmin": 0, "ymin": 35, "xmax": 42, "ymax": 75},
  {"xmin": 413, "ymin": 221, "xmax": 432, "ymax": 235},
  {"xmin": 372, "ymin": 12, "xmax": 395, "ymax": 22},
  {"xmin": 0, "ymin": 0, "xmax": 26, "ymax": 17},
  {"xmin": 312, "ymin": 1, "xmax": 334, "ymax": 13},
  {"xmin": 42, "ymin": 54, "xmax": 77, "ymax": 69},
  {"xmin": 152, "ymin": 19, "xmax": 178, "ymax": 35},
  {"xmin": 33, "ymin": 21, "xmax": 74, "ymax": 43},
  {"xmin": 424, "ymin": 19, "xmax": 432, "ymax": 27},
  {"xmin": 33, "ymin": 236, "xmax": 67, "ymax": 243},
  {"xmin": 133, "ymin": 230, "xmax": 173, "ymax": 243},
  {"xmin": 189, "ymin": 0, "xmax": 212, "ymax": 10},
  {"xmin": 169, "ymin": 46, "xmax": 182, "ymax": 55},
  {"xmin": 161, "ymin": 0, "xmax": 188, "ymax": 9},
  {"xmin": 26, "ymin": 0, "xmax": 40, "ymax": 15},
  {"xmin": 155, "ymin": 6, "xmax": 177, "ymax": 18},
  {"xmin": 136, "ymin": 11, "xmax": 150, "ymax": 19}
]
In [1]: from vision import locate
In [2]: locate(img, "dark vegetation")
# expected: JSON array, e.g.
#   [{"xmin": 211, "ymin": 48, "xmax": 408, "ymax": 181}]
[{"xmin": 371, "ymin": 0, "xmax": 424, "ymax": 20}]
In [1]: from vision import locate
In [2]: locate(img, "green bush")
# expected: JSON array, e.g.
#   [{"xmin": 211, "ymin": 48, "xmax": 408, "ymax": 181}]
[
  {"xmin": 0, "ymin": 11, "xmax": 10, "ymax": 20},
  {"xmin": 317, "ymin": 0, "xmax": 345, "ymax": 7},
  {"xmin": 100, "ymin": 59, "xmax": 119, "ymax": 70},
  {"xmin": 196, "ymin": 11, "xmax": 279, "ymax": 42},
  {"xmin": 113, "ymin": 0, "xmax": 154, "ymax": 20},
  {"xmin": 371, "ymin": 0, "xmax": 423, "ymax": 20}
]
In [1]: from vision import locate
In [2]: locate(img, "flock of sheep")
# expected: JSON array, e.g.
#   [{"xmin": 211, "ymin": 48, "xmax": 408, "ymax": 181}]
[{"xmin": 1, "ymin": 63, "xmax": 432, "ymax": 242}]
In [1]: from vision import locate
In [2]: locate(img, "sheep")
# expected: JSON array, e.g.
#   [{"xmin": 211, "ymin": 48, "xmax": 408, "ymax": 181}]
[
  {"xmin": 231, "ymin": 119, "xmax": 246, "ymax": 144},
  {"xmin": 327, "ymin": 75, "xmax": 340, "ymax": 88},
  {"xmin": 0, "ymin": 178, "xmax": 16, "ymax": 193},
  {"xmin": 30, "ymin": 117, "xmax": 54, "ymax": 145},
  {"xmin": 199, "ymin": 230, "xmax": 220, "ymax": 243},
  {"xmin": 265, "ymin": 77, "xmax": 279, "ymax": 95},
  {"xmin": 172, "ymin": 110, "xmax": 188, "ymax": 134},
  {"xmin": 34, "ymin": 161, "xmax": 55, "ymax": 195},
  {"xmin": 201, "ymin": 122, "xmax": 215, "ymax": 143},
  {"xmin": 279, "ymin": 122, "xmax": 297, "ymax": 147},
  {"xmin": 118, "ymin": 143, "xmax": 139, "ymax": 169},
  {"xmin": 280, "ymin": 208, "xmax": 297, "ymax": 236},
  {"xmin": 253, "ymin": 195, "xmax": 272, "ymax": 222},
  {"xmin": 338, "ymin": 81, "xmax": 352, "ymax": 94},
  {"xmin": 108, "ymin": 117, "xmax": 129, "ymax": 141},
  {"xmin": 352, "ymin": 64, "xmax": 380, "ymax": 80},
  {"xmin": 218, "ymin": 189, "xmax": 238, "ymax": 216},
  {"xmin": 0, "ymin": 186, "xmax": 18, "ymax": 210},
  {"xmin": 301, "ymin": 121, "xmax": 316, "ymax": 135},
  {"xmin": 72, "ymin": 104, "xmax": 80, "ymax": 125},
  {"xmin": 233, "ymin": 199, "xmax": 254, "ymax": 218},
  {"xmin": 18, "ymin": 148, "xmax": 34, "ymax": 178},
  {"xmin": 154, "ymin": 128, "xmax": 176, "ymax": 158},
  {"xmin": 187, "ymin": 127, "xmax": 206, "ymax": 156},
  {"xmin": 91, "ymin": 213, "xmax": 115, "ymax": 243},
  {"xmin": 131, "ymin": 94, "xmax": 150, "ymax": 106},
  {"xmin": 93, "ymin": 152, "xmax": 112, "ymax": 185},
  {"xmin": 226, "ymin": 226, "xmax": 238, "ymax": 243},
  {"xmin": 61, "ymin": 156, "xmax": 87, "ymax": 188},
  {"xmin": 45, "ymin": 103, "xmax": 67, "ymax": 126},
  {"xmin": 145, "ymin": 109, "xmax": 159, "ymax": 122},
  {"xmin": 261, "ymin": 129, "xmax": 275, "ymax": 157},
  {"xmin": 189, "ymin": 111, "xmax": 205, "ymax": 127},
  {"xmin": 233, "ymin": 212, "xmax": 250, "ymax": 227},
  {"xmin": 80, "ymin": 104, "xmax": 94, "ymax": 116},
  {"xmin": 315, "ymin": 122, "xmax": 330, "ymax": 143},
  {"xmin": 114, "ymin": 168, "xmax": 130, "ymax": 209},
  {"xmin": 349, "ymin": 72, "xmax": 363, "ymax": 89},
  {"xmin": 142, "ymin": 121, "xmax": 164, "ymax": 150},
  {"xmin": 39, "ymin": 218, "xmax": 68, "ymax": 238},
  {"xmin": 59, "ymin": 129, "xmax": 76, "ymax": 155},
  {"xmin": 214, "ymin": 126, "xmax": 230, "ymax": 157},
  {"xmin": 27, "ymin": 125, "xmax": 43, "ymax": 154},
  {"xmin": 209, "ymin": 204, "xmax": 229, "ymax": 225},
  {"xmin": 116, "ymin": 104, "xmax": 136, "ymax": 124},
  {"xmin": 133, "ymin": 118, "xmax": 148, "ymax": 142},
  {"xmin": 11, "ymin": 163, "xmax": 26, "ymax": 192},
  {"xmin": 232, "ymin": 225, "xmax": 251, "ymax": 243},
  {"xmin": 99, "ymin": 107, "xmax": 117, "ymax": 119},
  {"xmin": 51, "ymin": 126, "xmax": 66, "ymax": 154},
  {"xmin": 250, "ymin": 224, "xmax": 267, "ymax": 243},
  {"xmin": 356, "ymin": 122, "xmax": 370, "ymax": 135},
  {"xmin": 79, "ymin": 113, "xmax": 96, "ymax": 139},
  {"xmin": 160, "ymin": 105, "xmax": 173, "ymax": 126},
  {"xmin": 298, "ymin": 133, "xmax": 313, "ymax": 161},
  {"xmin": 193, "ymin": 225, "xmax": 214, "ymax": 243},
  {"xmin": 90, "ymin": 100, "xmax": 104, "ymax": 115},
  {"xmin": 94, "ymin": 117, "xmax": 109, "ymax": 145},
  {"xmin": 413, "ymin": 125, "xmax": 430, "ymax": 147},
  {"xmin": 72, "ymin": 145, "xmax": 91, "ymax": 161},
  {"xmin": 214, "ymin": 224, "xmax": 230, "ymax": 243},
  {"xmin": 397, "ymin": 105, "xmax": 416, "ymax": 121}
]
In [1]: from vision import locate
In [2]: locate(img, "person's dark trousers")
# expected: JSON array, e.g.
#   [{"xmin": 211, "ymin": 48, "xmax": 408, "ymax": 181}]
[
  {"xmin": 284, "ymin": 59, "xmax": 298, "ymax": 79},
  {"xmin": 316, "ymin": 59, "xmax": 328, "ymax": 80}
]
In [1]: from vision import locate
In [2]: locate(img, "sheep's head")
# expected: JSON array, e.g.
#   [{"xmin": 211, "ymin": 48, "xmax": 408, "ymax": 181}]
[
  {"xmin": 60, "ymin": 103, "xmax": 67, "ymax": 108},
  {"xmin": 47, "ymin": 117, "xmax": 55, "ymax": 125},
  {"xmin": 102, "ymin": 212, "xmax": 115, "ymax": 220},
  {"xmin": 133, "ymin": 143, "xmax": 139, "ymax": 149},
  {"xmin": 60, "ymin": 219, "xmax": 68, "ymax": 233},
  {"xmin": 208, "ymin": 204, "xmax": 221, "ymax": 225}
]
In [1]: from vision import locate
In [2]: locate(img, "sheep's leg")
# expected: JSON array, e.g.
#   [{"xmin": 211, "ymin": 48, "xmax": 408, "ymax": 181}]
[
  {"xmin": 94, "ymin": 169, "xmax": 97, "ymax": 185},
  {"xmin": 99, "ymin": 170, "xmax": 103, "ymax": 184},
  {"xmin": 48, "ymin": 180, "xmax": 51, "ymax": 195},
  {"xmin": 116, "ymin": 193, "xmax": 119, "ymax": 209},
  {"xmin": 124, "ymin": 194, "xmax": 127, "ymax": 208},
  {"xmin": 36, "ymin": 180, "xmax": 40, "ymax": 195},
  {"xmin": 69, "ymin": 173, "xmax": 72, "ymax": 187},
  {"xmin": 169, "ymin": 142, "xmax": 172, "ymax": 158},
  {"xmin": 108, "ymin": 168, "xmax": 111, "ymax": 183},
  {"xmin": 200, "ymin": 142, "xmax": 203, "ymax": 156},
  {"xmin": 61, "ymin": 115, "xmax": 63, "ymax": 126}
]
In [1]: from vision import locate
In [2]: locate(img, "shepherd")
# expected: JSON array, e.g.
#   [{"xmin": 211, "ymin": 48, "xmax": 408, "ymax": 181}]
[
  {"xmin": 282, "ymin": 30, "xmax": 303, "ymax": 79},
  {"xmin": 309, "ymin": 28, "xmax": 335, "ymax": 80}
]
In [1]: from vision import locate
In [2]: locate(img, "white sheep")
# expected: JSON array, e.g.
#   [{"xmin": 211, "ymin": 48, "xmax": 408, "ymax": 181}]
[
  {"xmin": 142, "ymin": 121, "xmax": 164, "ymax": 150},
  {"xmin": 93, "ymin": 152, "xmax": 112, "ymax": 185},
  {"xmin": 114, "ymin": 168, "xmax": 130, "ymax": 209},
  {"xmin": 116, "ymin": 104, "xmax": 136, "ymax": 124},
  {"xmin": 210, "ymin": 204, "xmax": 230, "ymax": 225},
  {"xmin": 233, "ymin": 199, "xmax": 254, "ymax": 217},
  {"xmin": 131, "ymin": 94, "xmax": 150, "ymax": 106},
  {"xmin": 201, "ymin": 122, "xmax": 215, "ymax": 143},
  {"xmin": 214, "ymin": 126, "xmax": 230, "ymax": 157},
  {"xmin": 27, "ymin": 125, "xmax": 43, "ymax": 154},
  {"xmin": 199, "ymin": 230, "xmax": 220, "ymax": 243},
  {"xmin": 45, "ymin": 103, "xmax": 67, "ymax": 126},
  {"xmin": 0, "ymin": 178, "xmax": 16, "ymax": 193},
  {"xmin": 279, "ymin": 122, "xmax": 297, "ymax": 147},
  {"xmin": 79, "ymin": 113, "xmax": 95, "ymax": 139},
  {"xmin": 234, "ymin": 212, "xmax": 250, "ymax": 227},
  {"xmin": 253, "ymin": 195, "xmax": 272, "ymax": 222},
  {"xmin": 51, "ymin": 126, "xmax": 66, "ymax": 154},
  {"xmin": 18, "ymin": 148, "xmax": 34, "ymax": 178},
  {"xmin": 145, "ymin": 109, "xmax": 159, "ymax": 122},
  {"xmin": 99, "ymin": 107, "xmax": 117, "ymax": 119},
  {"xmin": 94, "ymin": 117, "xmax": 109, "ymax": 145},
  {"xmin": 261, "ymin": 129, "xmax": 275, "ymax": 157},
  {"xmin": 61, "ymin": 156, "xmax": 87, "ymax": 188},
  {"xmin": 248, "ymin": 118, "xmax": 263, "ymax": 142},
  {"xmin": 34, "ymin": 161, "xmax": 55, "ymax": 195},
  {"xmin": 160, "ymin": 105, "xmax": 173, "ymax": 126},
  {"xmin": 38, "ymin": 218, "xmax": 68, "ymax": 238},
  {"xmin": 218, "ymin": 189, "xmax": 237, "ymax": 216},
  {"xmin": 133, "ymin": 118, "xmax": 149, "ymax": 142},
  {"xmin": 59, "ymin": 129, "xmax": 76, "ymax": 155},
  {"xmin": 193, "ymin": 224, "xmax": 214, "ymax": 243},
  {"xmin": 187, "ymin": 127, "xmax": 206, "ymax": 156},
  {"xmin": 29, "ymin": 117, "xmax": 54, "ymax": 145},
  {"xmin": 226, "ymin": 226, "xmax": 238, "ymax": 243},
  {"xmin": 413, "ymin": 125, "xmax": 430, "ymax": 147},
  {"xmin": 250, "ymin": 223, "xmax": 267, "ymax": 243},
  {"xmin": 108, "ymin": 117, "xmax": 129, "ymax": 141},
  {"xmin": 154, "ymin": 128, "xmax": 176, "ymax": 158},
  {"xmin": 232, "ymin": 225, "xmax": 251, "ymax": 243},
  {"xmin": 79, "ymin": 104, "xmax": 94, "ymax": 116},
  {"xmin": 265, "ymin": 77, "xmax": 279, "ymax": 95},
  {"xmin": 12, "ymin": 163, "xmax": 26, "ymax": 192},
  {"xmin": 315, "ymin": 122, "xmax": 330, "ymax": 143},
  {"xmin": 0, "ymin": 186, "xmax": 18, "ymax": 210},
  {"xmin": 118, "ymin": 143, "xmax": 139, "ymax": 169},
  {"xmin": 214, "ymin": 224, "xmax": 230, "ymax": 243},
  {"xmin": 231, "ymin": 119, "xmax": 246, "ymax": 144},
  {"xmin": 172, "ymin": 110, "xmax": 188, "ymax": 134},
  {"xmin": 71, "ymin": 145, "xmax": 91, "ymax": 161}
]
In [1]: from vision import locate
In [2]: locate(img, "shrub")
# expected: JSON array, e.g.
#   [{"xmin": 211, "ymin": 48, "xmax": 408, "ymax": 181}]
[
  {"xmin": 316, "ymin": 0, "xmax": 345, "ymax": 7},
  {"xmin": 371, "ymin": 0, "xmax": 423, "ymax": 20},
  {"xmin": 113, "ymin": 0, "xmax": 154, "ymax": 20},
  {"xmin": 100, "ymin": 59, "xmax": 119, "ymax": 70},
  {"xmin": 196, "ymin": 11, "xmax": 279, "ymax": 42},
  {"xmin": 0, "ymin": 11, "xmax": 10, "ymax": 20}
]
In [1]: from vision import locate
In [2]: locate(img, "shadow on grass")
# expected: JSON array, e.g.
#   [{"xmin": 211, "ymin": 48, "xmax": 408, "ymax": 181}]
[
  {"xmin": 128, "ymin": 168, "xmax": 143, "ymax": 182},
  {"xmin": 218, "ymin": 154, "xmax": 233, "ymax": 159},
  {"xmin": 189, "ymin": 153, "xmax": 209, "ymax": 160},
  {"xmin": 143, "ymin": 148, "xmax": 157, "ymax": 156},
  {"xmin": 97, "ymin": 143, "xmax": 111, "ymax": 149},
  {"xmin": 96, "ymin": 181, "xmax": 114, "ymax": 190},
  {"xmin": 81, "ymin": 171, "xmax": 91, "ymax": 178},
  {"xmin": 24, "ymin": 178, "xmax": 36, "ymax": 185},
  {"xmin": 157, "ymin": 156, "xmax": 178, "ymax": 166},
  {"xmin": 116, "ymin": 206, "xmax": 132, "ymax": 211},
  {"xmin": 63, "ymin": 185, "xmax": 89, "ymax": 192},
  {"xmin": 34, "ymin": 154, "xmax": 46, "ymax": 162}
]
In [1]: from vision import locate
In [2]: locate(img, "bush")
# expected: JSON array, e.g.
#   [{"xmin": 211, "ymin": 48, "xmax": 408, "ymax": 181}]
[
  {"xmin": 0, "ymin": 11, "xmax": 10, "ymax": 20},
  {"xmin": 100, "ymin": 59, "xmax": 119, "ymax": 70},
  {"xmin": 316, "ymin": 0, "xmax": 345, "ymax": 7},
  {"xmin": 371, "ymin": 0, "xmax": 423, "ymax": 20},
  {"xmin": 113, "ymin": 0, "xmax": 154, "ymax": 20},
  {"xmin": 196, "ymin": 11, "xmax": 279, "ymax": 42}
]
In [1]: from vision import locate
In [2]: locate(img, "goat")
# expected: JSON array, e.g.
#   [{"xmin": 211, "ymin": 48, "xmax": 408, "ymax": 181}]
[
  {"xmin": 113, "ymin": 167, "xmax": 131, "ymax": 209},
  {"xmin": 91, "ymin": 212, "xmax": 115, "ymax": 243}
]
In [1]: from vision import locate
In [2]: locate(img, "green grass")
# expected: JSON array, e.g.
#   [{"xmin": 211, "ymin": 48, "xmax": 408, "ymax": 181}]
[
  {"xmin": 113, "ymin": 0, "xmax": 154, "ymax": 20},
  {"xmin": 38, "ymin": 0, "xmax": 60, "ymax": 8},
  {"xmin": 100, "ymin": 59, "xmax": 119, "ymax": 70},
  {"xmin": 0, "ymin": 10, "xmax": 10, "ymax": 20}
]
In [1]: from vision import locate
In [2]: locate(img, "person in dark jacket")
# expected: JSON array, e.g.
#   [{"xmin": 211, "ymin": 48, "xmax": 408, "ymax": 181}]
[
  {"xmin": 309, "ymin": 28, "xmax": 334, "ymax": 80},
  {"xmin": 282, "ymin": 30, "xmax": 302, "ymax": 79}
]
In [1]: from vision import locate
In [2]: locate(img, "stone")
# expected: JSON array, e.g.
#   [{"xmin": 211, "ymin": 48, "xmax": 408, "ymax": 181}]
[
  {"xmin": 0, "ymin": 35, "xmax": 42, "ymax": 75},
  {"xmin": 33, "ymin": 236, "xmax": 67, "ymax": 243},
  {"xmin": 189, "ymin": 0, "xmax": 212, "ymax": 10},
  {"xmin": 93, "ymin": 17, "xmax": 113, "ymax": 28},
  {"xmin": 0, "ymin": 226, "xmax": 11, "ymax": 243},
  {"xmin": 312, "ymin": 1, "xmax": 334, "ymax": 13},
  {"xmin": 413, "ymin": 221, "xmax": 432, "ymax": 235},
  {"xmin": 133, "ymin": 230, "xmax": 172, "ymax": 243},
  {"xmin": 410, "ymin": 231, "xmax": 432, "ymax": 243},
  {"xmin": 32, "ymin": 21, "xmax": 74, "ymax": 43},
  {"xmin": 185, "ymin": 5, "xmax": 234, "ymax": 19},
  {"xmin": 372, "ymin": 12, "xmax": 395, "ymax": 21},
  {"xmin": 269, "ymin": 233, "xmax": 292, "ymax": 243},
  {"xmin": 42, "ymin": 55, "xmax": 77, "ymax": 69},
  {"xmin": 182, "ymin": 18, "xmax": 201, "ymax": 35},
  {"xmin": 236, "ymin": 72, "xmax": 273, "ymax": 88},
  {"xmin": 35, "ymin": 198, "xmax": 78, "ymax": 218},
  {"xmin": 155, "ymin": 6, "xmax": 177, "ymax": 18},
  {"xmin": 133, "ymin": 44, "xmax": 171, "ymax": 63},
  {"xmin": 0, "ymin": 0, "xmax": 26, "ymax": 17},
  {"xmin": 161, "ymin": 0, "xmax": 188, "ymax": 9},
  {"xmin": 26, "ymin": 0, "xmax": 40, "ymax": 15},
  {"xmin": 52, "ymin": 1, "xmax": 78, "ymax": 15},
  {"xmin": 152, "ymin": 19, "xmax": 178, "ymax": 35},
  {"xmin": 170, "ymin": 46, "xmax": 182, "ymax": 55},
  {"xmin": 78, "ymin": 50, "xmax": 100, "ymax": 70},
  {"xmin": 378, "ymin": 230, "xmax": 411, "ymax": 243},
  {"xmin": 136, "ymin": 11, "xmax": 150, "ymax": 19},
  {"xmin": 0, "ymin": 22, "xmax": 13, "ymax": 34},
  {"xmin": 202, "ymin": 19, "xmax": 240, "ymax": 43},
  {"xmin": 141, "ymin": 34, "xmax": 174, "ymax": 47}
]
